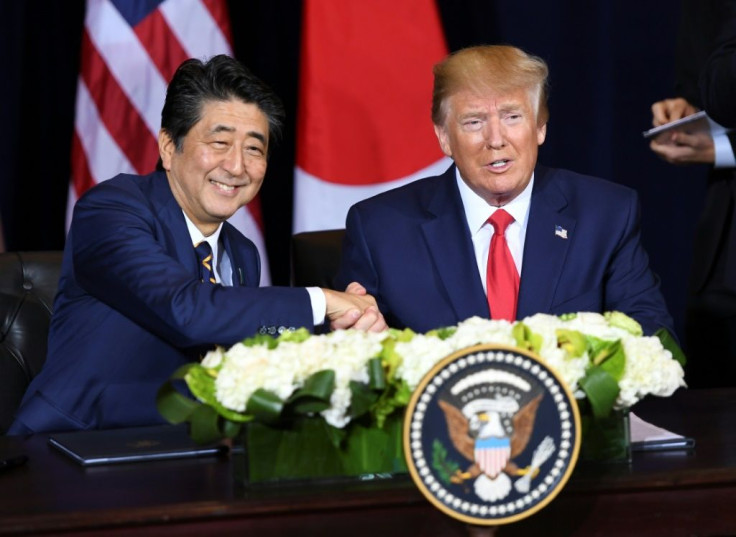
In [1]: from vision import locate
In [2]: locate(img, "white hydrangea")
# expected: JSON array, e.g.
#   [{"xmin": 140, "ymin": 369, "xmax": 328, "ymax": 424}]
[
  {"xmin": 522, "ymin": 314, "xmax": 589, "ymax": 390},
  {"xmin": 212, "ymin": 330, "xmax": 387, "ymax": 427},
  {"xmin": 617, "ymin": 334, "xmax": 686, "ymax": 408},
  {"xmin": 395, "ymin": 334, "xmax": 455, "ymax": 390},
  {"xmin": 204, "ymin": 312, "xmax": 686, "ymax": 429},
  {"xmin": 446, "ymin": 316, "xmax": 516, "ymax": 350},
  {"xmin": 214, "ymin": 343, "xmax": 286, "ymax": 411}
]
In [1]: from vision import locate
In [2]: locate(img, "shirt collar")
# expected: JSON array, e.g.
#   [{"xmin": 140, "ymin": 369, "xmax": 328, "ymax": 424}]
[
  {"xmin": 183, "ymin": 212, "xmax": 223, "ymax": 253},
  {"xmin": 455, "ymin": 167, "xmax": 534, "ymax": 232}
]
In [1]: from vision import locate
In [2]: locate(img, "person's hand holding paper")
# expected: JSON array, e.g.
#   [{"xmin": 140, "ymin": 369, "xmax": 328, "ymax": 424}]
[{"xmin": 646, "ymin": 98, "xmax": 715, "ymax": 164}]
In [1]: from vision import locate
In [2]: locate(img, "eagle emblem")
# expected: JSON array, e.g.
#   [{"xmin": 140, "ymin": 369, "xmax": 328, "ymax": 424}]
[{"xmin": 438, "ymin": 392, "xmax": 555, "ymax": 502}]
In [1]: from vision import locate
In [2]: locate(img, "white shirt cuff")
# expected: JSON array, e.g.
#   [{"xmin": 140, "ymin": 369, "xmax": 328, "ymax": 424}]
[
  {"xmin": 306, "ymin": 287, "xmax": 327, "ymax": 325},
  {"xmin": 713, "ymin": 132, "xmax": 736, "ymax": 168}
]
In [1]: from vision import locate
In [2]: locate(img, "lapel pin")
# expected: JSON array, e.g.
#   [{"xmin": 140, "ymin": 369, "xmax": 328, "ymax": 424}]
[{"xmin": 554, "ymin": 225, "xmax": 568, "ymax": 239}]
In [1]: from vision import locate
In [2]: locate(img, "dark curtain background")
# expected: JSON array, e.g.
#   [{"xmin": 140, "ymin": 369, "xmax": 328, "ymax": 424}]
[{"xmin": 0, "ymin": 1, "xmax": 705, "ymax": 344}]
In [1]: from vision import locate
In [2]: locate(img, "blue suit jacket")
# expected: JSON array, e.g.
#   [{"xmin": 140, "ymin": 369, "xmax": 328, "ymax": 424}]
[
  {"xmin": 336, "ymin": 165, "xmax": 674, "ymax": 336},
  {"xmin": 10, "ymin": 172, "xmax": 313, "ymax": 434}
]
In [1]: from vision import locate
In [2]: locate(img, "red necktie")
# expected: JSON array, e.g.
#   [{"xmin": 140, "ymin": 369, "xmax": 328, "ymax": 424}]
[{"xmin": 486, "ymin": 209, "xmax": 519, "ymax": 321}]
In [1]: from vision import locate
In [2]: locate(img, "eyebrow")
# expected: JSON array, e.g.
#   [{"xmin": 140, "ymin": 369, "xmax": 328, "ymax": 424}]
[{"xmin": 209, "ymin": 124, "xmax": 267, "ymax": 145}]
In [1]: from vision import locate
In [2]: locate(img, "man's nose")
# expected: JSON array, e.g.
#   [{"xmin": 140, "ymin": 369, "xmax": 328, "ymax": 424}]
[
  {"xmin": 485, "ymin": 118, "xmax": 505, "ymax": 149},
  {"xmin": 222, "ymin": 147, "xmax": 244, "ymax": 176}
]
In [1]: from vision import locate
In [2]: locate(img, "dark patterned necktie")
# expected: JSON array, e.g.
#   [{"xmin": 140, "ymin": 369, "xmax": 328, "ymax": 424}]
[
  {"xmin": 486, "ymin": 209, "xmax": 519, "ymax": 321},
  {"xmin": 194, "ymin": 241, "xmax": 216, "ymax": 284}
]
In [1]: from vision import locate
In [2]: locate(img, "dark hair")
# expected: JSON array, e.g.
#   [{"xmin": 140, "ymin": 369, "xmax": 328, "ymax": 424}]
[{"xmin": 157, "ymin": 55, "xmax": 285, "ymax": 170}]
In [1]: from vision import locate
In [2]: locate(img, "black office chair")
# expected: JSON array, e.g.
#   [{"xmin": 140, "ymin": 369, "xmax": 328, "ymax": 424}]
[
  {"xmin": 291, "ymin": 229, "xmax": 346, "ymax": 289},
  {"xmin": 0, "ymin": 251, "xmax": 63, "ymax": 434}
]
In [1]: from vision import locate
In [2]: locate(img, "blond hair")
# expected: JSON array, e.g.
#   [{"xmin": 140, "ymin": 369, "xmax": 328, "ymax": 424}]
[{"xmin": 432, "ymin": 45, "xmax": 549, "ymax": 127}]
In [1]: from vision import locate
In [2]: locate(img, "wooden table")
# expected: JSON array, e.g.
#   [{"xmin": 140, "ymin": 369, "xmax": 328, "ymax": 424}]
[{"xmin": 1, "ymin": 388, "xmax": 734, "ymax": 536}]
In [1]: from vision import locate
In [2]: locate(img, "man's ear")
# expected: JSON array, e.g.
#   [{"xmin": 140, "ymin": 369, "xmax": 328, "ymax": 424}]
[
  {"xmin": 537, "ymin": 122, "xmax": 547, "ymax": 146},
  {"xmin": 158, "ymin": 130, "xmax": 175, "ymax": 170},
  {"xmin": 434, "ymin": 124, "xmax": 452, "ymax": 157}
]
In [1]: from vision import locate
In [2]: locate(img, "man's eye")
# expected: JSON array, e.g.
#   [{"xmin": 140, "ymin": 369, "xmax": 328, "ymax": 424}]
[{"xmin": 245, "ymin": 145, "xmax": 264, "ymax": 156}]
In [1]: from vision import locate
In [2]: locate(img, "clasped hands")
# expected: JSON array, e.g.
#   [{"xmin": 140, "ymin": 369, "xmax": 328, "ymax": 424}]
[
  {"xmin": 649, "ymin": 97, "xmax": 715, "ymax": 165},
  {"xmin": 323, "ymin": 282, "xmax": 387, "ymax": 332}
]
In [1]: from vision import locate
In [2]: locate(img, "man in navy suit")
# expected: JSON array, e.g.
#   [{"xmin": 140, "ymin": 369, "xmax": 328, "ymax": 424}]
[
  {"xmin": 9, "ymin": 55, "xmax": 385, "ymax": 434},
  {"xmin": 336, "ymin": 45, "xmax": 674, "ymax": 336}
]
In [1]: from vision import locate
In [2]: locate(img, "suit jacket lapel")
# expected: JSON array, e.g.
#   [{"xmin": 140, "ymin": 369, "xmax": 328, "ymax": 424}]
[
  {"xmin": 517, "ymin": 167, "xmax": 576, "ymax": 319},
  {"xmin": 421, "ymin": 166, "xmax": 489, "ymax": 321},
  {"xmin": 220, "ymin": 225, "xmax": 259, "ymax": 287},
  {"xmin": 152, "ymin": 172, "xmax": 201, "ymax": 274}
]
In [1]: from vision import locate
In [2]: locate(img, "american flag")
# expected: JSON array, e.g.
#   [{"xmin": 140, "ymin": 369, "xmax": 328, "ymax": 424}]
[{"xmin": 70, "ymin": 0, "xmax": 270, "ymax": 284}]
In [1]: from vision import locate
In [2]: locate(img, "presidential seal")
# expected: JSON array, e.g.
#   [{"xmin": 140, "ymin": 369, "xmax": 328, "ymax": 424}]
[{"xmin": 403, "ymin": 344, "xmax": 581, "ymax": 526}]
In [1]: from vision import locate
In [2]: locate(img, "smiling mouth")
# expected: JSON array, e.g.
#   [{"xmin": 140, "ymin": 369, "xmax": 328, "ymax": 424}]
[{"xmin": 210, "ymin": 178, "xmax": 238, "ymax": 192}]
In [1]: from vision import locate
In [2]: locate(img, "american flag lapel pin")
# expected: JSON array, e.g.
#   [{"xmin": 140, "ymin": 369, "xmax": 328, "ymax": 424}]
[{"xmin": 554, "ymin": 225, "xmax": 568, "ymax": 239}]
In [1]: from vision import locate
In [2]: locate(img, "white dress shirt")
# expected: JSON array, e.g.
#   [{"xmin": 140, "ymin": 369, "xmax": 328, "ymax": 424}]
[{"xmin": 455, "ymin": 169, "xmax": 533, "ymax": 293}]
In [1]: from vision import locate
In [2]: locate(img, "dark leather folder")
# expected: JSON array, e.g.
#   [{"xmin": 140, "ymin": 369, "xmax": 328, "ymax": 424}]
[{"xmin": 48, "ymin": 424, "xmax": 227, "ymax": 466}]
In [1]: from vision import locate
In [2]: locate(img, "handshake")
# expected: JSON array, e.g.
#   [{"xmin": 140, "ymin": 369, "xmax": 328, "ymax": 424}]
[{"xmin": 323, "ymin": 281, "xmax": 387, "ymax": 332}]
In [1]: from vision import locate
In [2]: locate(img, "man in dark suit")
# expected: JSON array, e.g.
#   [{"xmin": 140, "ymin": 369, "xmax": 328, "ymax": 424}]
[
  {"xmin": 9, "ymin": 55, "xmax": 385, "ymax": 434},
  {"xmin": 648, "ymin": 0, "xmax": 736, "ymax": 388},
  {"xmin": 336, "ymin": 45, "xmax": 673, "ymax": 336}
]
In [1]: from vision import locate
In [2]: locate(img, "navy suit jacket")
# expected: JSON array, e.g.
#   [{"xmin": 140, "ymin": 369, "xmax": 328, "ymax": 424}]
[
  {"xmin": 336, "ymin": 165, "xmax": 674, "ymax": 336},
  {"xmin": 10, "ymin": 172, "xmax": 313, "ymax": 434}
]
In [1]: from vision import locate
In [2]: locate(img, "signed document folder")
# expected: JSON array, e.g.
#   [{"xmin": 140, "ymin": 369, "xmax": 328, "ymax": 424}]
[
  {"xmin": 48, "ymin": 424, "xmax": 227, "ymax": 466},
  {"xmin": 642, "ymin": 110, "xmax": 711, "ymax": 143}
]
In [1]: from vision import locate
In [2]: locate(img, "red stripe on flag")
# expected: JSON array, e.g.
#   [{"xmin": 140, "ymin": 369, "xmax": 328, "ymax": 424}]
[
  {"xmin": 79, "ymin": 29, "xmax": 159, "ymax": 175},
  {"xmin": 134, "ymin": 9, "xmax": 190, "ymax": 83},
  {"xmin": 296, "ymin": 0, "xmax": 447, "ymax": 185},
  {"xmin": 202, "ymin": 0, "xmax": 234, "ymax": 45},
  {"xmin": 245, "ymin": 194, "xmax": 264, "ymax": 230},
  {"xmin": 70, "ymin": 130, "xmax": 97, "ymax": 198}
]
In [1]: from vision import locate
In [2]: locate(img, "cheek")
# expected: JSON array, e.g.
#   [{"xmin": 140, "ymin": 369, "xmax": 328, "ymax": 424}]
[{"xmin": 247, "ymin": 160, "xmax": 268, "ymax": 180}]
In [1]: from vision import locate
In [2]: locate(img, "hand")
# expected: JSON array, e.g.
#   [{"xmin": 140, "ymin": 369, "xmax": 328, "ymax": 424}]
[
  {"xmin": 651, "ymin": 97, "xmax": 698, "ymax": 126},
  {"xmin": 323, "ymin": 283, "xmax": 388, "ymax": 332},
  {"xmin": 649, "ymin": 130, "xmax": 715, "ymax": 165}
]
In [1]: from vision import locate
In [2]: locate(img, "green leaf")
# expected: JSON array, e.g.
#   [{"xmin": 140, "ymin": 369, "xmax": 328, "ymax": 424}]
[
  {"xmin": 184, "ymin": 364, "xmax": 217, "ymax": 404},
  {"xmin": 512, "ymin": 322, "xmax": 542, "ymax": 353},
  {"xmin": 348, "ymin": 380, "xmax": 380, "ymax": 418},
  {"xmin": 586, "ymin": 336, "xmax": 626, "ymax": 381},
  {"xmin": 426, "ymin": 326, "xmax": 457, "ymax": 340},
  {"xmin": 366, "ymin": 357, "xmax": 387, "ymax": 390},
  {"xmin": 189, "ymin": 403, "xmax": 223, "ymax": 444},
  {"xmin": 380, "ymin": 338, "xmax": 403, "ymax": 382},
  {"xmin": 221, "ymin": 419, "xmax": 242, "ymax": 439},
  {"xmin": 156, "ymin": 363, "xmax": 201, "ymax": 424},
  {"xmin": 246, "ymin": 389, "xmax": 284, "ymax": 423},
  {"xmin": 432, "ymin": 439, "xmax": 460, "ymax": 484},
  {"xmin": 556, "ymin": 329, "xmax": 587, "ymax": 357},
  {"xmin": 389, "ymin": 327, "xmax": 416, "ymax": 342},
  {"xmin": 286, "ymin": 370, "xmax": 335, "ymax": 415},
  {"xmin": 277, "ymin": 327, "xmax": 311, "ymax": 344},
  {"xmin": 559, "ymin": 312, "xmax": 578, "ymax": 321},
  {"xmin": 242, "ymin": 333, "xmax": 278, "ymax": 349},
  {"xmin": 605, "ymin": 311, "xmax": 643, "ymax": 336},
  {"xmin": 156, "ymin": 380, "xmax": 200, "ymax": 424},
  {"xmin": 655, "ymin": 328, "xmax": 687, "ymax": 366},
  {"xmin": 579, "ymin": 366, "xmax": 620, "ymax": 419}
]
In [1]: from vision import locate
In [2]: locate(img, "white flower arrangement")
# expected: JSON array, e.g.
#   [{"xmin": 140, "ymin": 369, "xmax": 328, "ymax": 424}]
[{"xmin": 158, "ymin": 311, "xmax": 686, "ymax": 442}]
